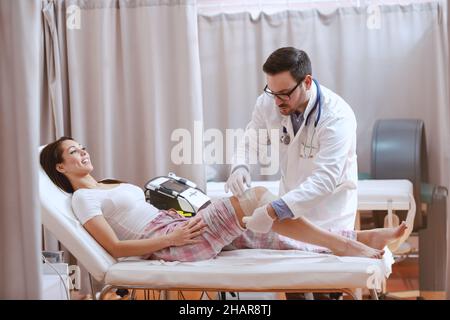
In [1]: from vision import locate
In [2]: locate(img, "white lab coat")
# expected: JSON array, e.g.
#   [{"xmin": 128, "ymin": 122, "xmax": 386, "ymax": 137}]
[{"xmin": 232, "ymin": 81, "xmax": 358, "ymax": 231}]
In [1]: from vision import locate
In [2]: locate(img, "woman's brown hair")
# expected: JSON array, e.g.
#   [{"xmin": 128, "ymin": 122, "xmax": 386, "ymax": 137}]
[{"xmin": 40, "ymin": 136, "xmax": 121, "ymax": 193}]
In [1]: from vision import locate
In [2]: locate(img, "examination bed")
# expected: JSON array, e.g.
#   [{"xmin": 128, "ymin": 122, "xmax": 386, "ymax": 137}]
[{"xmin": 39, "ymin": 162, "xmax": 412, "ymax": 300}]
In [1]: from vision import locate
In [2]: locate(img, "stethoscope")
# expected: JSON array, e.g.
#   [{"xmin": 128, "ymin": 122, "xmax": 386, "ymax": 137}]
[{"xmin": 280, "ymin": 79, "xmax": 322, "ymax": 158}]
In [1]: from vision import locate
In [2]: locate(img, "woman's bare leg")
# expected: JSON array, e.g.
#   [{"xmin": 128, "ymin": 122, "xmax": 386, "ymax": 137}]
[
  {"xmin": 356, "ymin": 222, "xmax": 408, "ymax": 250},
  {"xmin": 271, "ymin": 216, "xmax": 384, "ymax": 258},
  {"xmin": 231, "ymin": 186, "xmax": 408, "ymax": 258},
  {"xmin": 229, "ymin": 188, "xmax": 384, "ymax": 258},
  {"xmin": 271, "ymin": 215, "xmax": 408, "ymax": 256}
]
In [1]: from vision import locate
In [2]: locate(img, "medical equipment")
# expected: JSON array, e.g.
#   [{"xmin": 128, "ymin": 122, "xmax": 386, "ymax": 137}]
[
  {"xmin": 371, "ymin": 119, "xmax": 428, "ymax": 230},
  {"xmin": 305, "ymin": 79, "xmax": 322, "ymax": 127},
  {"xmin": 144, "ymin": 173, "xmax": 211, "ymax": 216},
  {"xmin": 356, "ymin": 179, "xmax": 416, "ymax": 252},
  {"xmin": 371, "ymin": 119, "xmax": 449, "ymax": 294},
  {"xmin": 42, "ymin": 250, "xmax": 64, "ymax": 263},
  {"xmin": 300, "ymin": 129, "xmax": 318, "ymax": 158},
  {"xmin": 299, "ymin": 79, "xmax": 322, "ymax": 158},
  {"xmin": 280, "ymin": 126, "xmax": 290, "ymax": 145},
  {"xmin": 419, "ymin": 185, "xmax": 448, "ymax": 293},
  {"xmin": 42, "ymin": 254, "xmax": 70, "ymax": 300},
  {"xmin": 38, "ymin": 146, "xmax": 393, "ymax": 300}
]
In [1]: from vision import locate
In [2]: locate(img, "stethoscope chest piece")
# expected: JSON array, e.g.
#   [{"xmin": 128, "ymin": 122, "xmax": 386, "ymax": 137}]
[
  {"xmin": 280, "ymin": 126, "xmax": 290, "ymax": 145},
  {"xmin": 281, "ymin": 134, "xmax": 290, "ymax": 145}
]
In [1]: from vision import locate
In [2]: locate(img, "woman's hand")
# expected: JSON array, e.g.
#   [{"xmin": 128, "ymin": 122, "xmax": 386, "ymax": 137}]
[{"xmin": 167, "ymin": 216, "xmax": 207, "ymax": 247}]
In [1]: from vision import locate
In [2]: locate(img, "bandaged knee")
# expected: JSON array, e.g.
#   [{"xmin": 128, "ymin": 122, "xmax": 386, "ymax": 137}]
[{"xmin": 237, "ymin": 187, "xmax": 278, "ymax": 216}]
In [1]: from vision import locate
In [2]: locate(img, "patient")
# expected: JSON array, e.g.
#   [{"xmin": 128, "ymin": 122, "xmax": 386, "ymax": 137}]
[{"xmin": 40, "ymin": 137, "xmax": 407, "ymax": 262}]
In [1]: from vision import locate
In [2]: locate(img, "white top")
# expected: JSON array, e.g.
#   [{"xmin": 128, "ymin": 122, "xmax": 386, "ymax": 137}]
[{"xmin": 72, "ymin": 183, "xmax": 160, "ymax": 240}]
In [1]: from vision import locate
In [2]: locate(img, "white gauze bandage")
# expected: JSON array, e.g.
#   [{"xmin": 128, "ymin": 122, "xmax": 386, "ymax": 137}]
[{"xmin": 237, "ymin": 188, "xmax": 278, "ymax": 216}]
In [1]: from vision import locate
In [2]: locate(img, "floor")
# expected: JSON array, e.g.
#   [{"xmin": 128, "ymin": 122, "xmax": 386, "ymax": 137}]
[{"xmin": 382, "ymin": 256, "xmax": 421, "ymax": 300}]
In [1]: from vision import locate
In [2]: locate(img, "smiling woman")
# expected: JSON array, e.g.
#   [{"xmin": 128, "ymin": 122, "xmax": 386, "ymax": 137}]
[{"xmin": 39, "ymin": 137, "xmax": 121, "ymax": 193}]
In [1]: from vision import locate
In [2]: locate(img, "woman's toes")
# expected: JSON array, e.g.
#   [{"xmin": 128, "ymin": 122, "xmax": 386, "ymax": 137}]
[{"xmin": 393, "ymin": 222, "xmax": 408, "ymax": 238}]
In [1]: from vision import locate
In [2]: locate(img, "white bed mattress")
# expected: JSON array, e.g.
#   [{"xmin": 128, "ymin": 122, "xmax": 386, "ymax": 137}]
[{"xmin": 106, "ymin": 249, "xmax": 393, "ymax": 291}]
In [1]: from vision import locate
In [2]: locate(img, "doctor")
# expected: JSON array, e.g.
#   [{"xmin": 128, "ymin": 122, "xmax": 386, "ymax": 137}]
[{"xmin": 225, "ymin": 47, "xmax": 358, "ymax": 236}]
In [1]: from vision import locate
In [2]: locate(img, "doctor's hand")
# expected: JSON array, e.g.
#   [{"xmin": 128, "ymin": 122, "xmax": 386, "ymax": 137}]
[
  {"xmin": 242, "ymin": 205, "xmax": 275, "ymax": 233},
  {"xmin": 224, "ymin": 167, "xmax": 251, "ymax": 196}
]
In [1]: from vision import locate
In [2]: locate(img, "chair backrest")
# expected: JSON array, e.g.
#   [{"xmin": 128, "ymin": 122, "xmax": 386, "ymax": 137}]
[
  {"xmin": 371, "ymin": 119, "xmax": 428, "ymax": 230},
  {"xmin": 39, "ymin": 146, "xmax": 116, "ymax": 282}
]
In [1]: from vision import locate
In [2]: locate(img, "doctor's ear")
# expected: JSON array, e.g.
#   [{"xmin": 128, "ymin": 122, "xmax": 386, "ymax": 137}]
[{"xmin": 303, "ymin": 75, "xmax": 313, "ymax": 90}]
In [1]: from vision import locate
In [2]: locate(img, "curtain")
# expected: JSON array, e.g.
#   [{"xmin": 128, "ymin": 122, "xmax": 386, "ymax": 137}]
[
  {"xmin": 42, "ymin": 0, "xmax": 205, "ymax": 189},
  {"xmin": 41, "ymin": 0, "xmax": 205, "ymax": 295},
  {"xmin": 0, "ymin": 0, "xmax": 42, "ymax": 299},
  {"xmin": 40, "ymin": 0, "xmax": 64, "ymax": 259},
  {"xmin": 198, "ymin": 1, "xmax": 449, "ymax": 186},
  {"xmin": 446, "ymin": 0, "xmax": 450, "ymax": 301}
]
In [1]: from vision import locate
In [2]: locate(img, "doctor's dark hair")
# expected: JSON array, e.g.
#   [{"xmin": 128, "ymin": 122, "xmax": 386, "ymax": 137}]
[
  {"xmin": 263, "ymin": 47, "xmax": 312, "ymax": 83},
  {"xmin": 40, "ymin": 136, "xmax": 121, "ymax": 194}
]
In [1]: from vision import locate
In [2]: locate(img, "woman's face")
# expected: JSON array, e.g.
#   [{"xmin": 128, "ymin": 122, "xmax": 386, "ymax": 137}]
[{"xmin": 56, "ymin": 139, "xmax": 93, "ymax": 176}]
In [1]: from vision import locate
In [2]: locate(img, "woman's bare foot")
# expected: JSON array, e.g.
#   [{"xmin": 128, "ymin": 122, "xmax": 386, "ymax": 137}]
[
  {"xmin": 356, "ymin": 221, "xmax": 408, "ymax": 250},
  {"xmin": 333, "ymin": 238, "xmax": 385, "ymax": 259}
]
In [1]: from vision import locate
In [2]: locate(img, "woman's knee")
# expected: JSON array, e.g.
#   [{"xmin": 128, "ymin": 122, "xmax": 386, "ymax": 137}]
[
  {"xmin": 240, "ymin": 186, "xmax": 268, "ymax": 204},
  {"xmin": 251, "ymin": 187, "xmax": 277, "ymax": 206},
  {"xmin": 235, "ymin": 186, "xmax": 276, "ymax": 217},
  {"xmin": 251, "ymin": 186, "xmax": 269, "ymax": 201}
]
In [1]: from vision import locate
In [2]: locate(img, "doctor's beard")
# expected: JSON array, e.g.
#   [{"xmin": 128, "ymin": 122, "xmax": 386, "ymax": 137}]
[{"xmin": 278, "ymin": 103, "xmax": 294, "ymax": 116}]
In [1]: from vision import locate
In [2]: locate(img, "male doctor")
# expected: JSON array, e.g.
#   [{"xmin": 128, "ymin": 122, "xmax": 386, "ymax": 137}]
[{"xmin": 225, "ymin": 47, "xmax": 358, "ymax": 235}]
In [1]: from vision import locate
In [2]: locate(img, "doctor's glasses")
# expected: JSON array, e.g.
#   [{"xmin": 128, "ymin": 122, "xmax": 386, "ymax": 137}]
[{"xmin": 264, "ymin": 81, "xmax": 302, "ymax": 102}]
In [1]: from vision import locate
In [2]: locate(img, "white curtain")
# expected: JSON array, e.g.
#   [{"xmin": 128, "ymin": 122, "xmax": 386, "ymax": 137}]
[
  {"xmin": 199, "ymin": 1, "xmax": 449, "ymax": 186},
  {"xmin": 446, "ymin": 0, "xmax": 450, "ymax": 301},
  {"xmin": 41, "ymin": 0, "xmax": 205, "ymax": 294},
  {"xmin": 0, "ymin": 0, "xmax": 42, "ymax": 299},
  {"xmin": 42, "ymin": 0, "xmax": 205, "ymax": 190}
]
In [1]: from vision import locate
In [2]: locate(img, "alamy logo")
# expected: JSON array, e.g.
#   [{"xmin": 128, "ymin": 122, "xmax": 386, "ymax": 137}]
[
  {"xmin": 66, "ymin": 5, "xmax": 81, "ymax": 30},
  {"xmin": 170, "ymin": 121, "xmax": 281, "ymax": 176}
]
